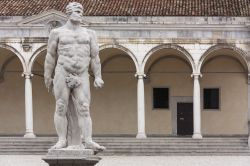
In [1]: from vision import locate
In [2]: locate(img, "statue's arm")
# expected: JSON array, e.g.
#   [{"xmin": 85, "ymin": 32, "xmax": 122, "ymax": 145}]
[
  {"xmin": 44, "ymin": 29, "xmax": 59, "ymax": 90},
  {"xmin": 89, "ymin": 30, "xmax": 104, "ymax": 88}
]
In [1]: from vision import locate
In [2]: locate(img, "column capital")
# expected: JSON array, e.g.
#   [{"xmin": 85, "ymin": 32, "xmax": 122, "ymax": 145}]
[
  {"xmin": 191, "ymin": 73, "xmax": 202, "ymax": 78},
  {"xmin": 135, "ymin": 73, "xmax": 146, "ymax": 79},
  {"xmin": 22, "ymin": 72, "xmax": 34, "ymax": 79}
]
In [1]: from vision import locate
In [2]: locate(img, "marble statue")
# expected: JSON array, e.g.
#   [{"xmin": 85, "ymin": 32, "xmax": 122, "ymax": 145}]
[{"xmin": 44, "ymin": 2, "xmax": 105, "ymax": 152}]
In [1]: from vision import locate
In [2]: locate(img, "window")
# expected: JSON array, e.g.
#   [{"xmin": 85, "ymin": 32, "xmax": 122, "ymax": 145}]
[
  {"xmin": 153, "ymin": 88, "xmax": 169, "ymax": 109},
  {"xmin": 203, "ymin": 88, "xmax": 219, "ymax": 109}
]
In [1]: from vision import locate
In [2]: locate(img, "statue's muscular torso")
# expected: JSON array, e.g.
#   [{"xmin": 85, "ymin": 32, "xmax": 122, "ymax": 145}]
[{"xmin": 54, "ymin": 26, "xmax": 92, "ymax": 74}]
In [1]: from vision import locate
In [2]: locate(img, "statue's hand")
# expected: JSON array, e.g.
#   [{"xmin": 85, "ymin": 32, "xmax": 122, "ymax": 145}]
[
  {"xmin": 94, "ymin": 77, "xmax": 104, "ymax": 88},
  {"xmin": 45, "ymin": 76, "xmax": 53, "ymax": 92}
]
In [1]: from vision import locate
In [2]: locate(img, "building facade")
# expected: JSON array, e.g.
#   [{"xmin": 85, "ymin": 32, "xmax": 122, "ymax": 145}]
[{"xmin": 0, "ymin": 0, "xmax": 249, "ymax": 142}]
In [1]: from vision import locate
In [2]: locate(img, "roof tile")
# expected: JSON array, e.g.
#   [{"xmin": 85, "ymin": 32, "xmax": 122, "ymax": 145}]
[{"xmin": 0, "ymin": 0, "xmax": 249, "ymax": 16}]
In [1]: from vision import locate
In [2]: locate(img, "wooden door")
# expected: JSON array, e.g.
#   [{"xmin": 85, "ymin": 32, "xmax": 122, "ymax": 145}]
[{"xmin": 177, "ymin": 103, "xmax": 193, "ymax": 135}]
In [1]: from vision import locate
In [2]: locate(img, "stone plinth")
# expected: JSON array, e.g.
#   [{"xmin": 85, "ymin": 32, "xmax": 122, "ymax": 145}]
[{"xmin": 43, "ymin": 149, "xmax": 101, "ymax": 166}]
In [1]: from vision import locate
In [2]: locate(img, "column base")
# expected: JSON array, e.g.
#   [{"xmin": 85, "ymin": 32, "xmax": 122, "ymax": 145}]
[
  {"xmin": 248, "ymin": 136, "xmax": 250, "ymax": 148},
  {"xmin": 192, "ymin": 133, "xmax": 202, "ymax": 139},
  {"xmin": 24, "ymin": 132, "xmax": 36, "ymax": 138},
  {"xmin": 136, "ymin": 133, "xmax": 147, "ymax": 139}
]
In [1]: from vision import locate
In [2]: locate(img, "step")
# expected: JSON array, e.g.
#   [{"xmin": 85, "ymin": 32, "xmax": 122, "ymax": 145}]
[{"xmin": 0, "ymin": 137, "xmax": 249, "ymax": 156}]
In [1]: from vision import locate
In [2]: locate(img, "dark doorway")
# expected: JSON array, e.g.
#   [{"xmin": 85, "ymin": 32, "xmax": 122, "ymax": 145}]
[{"xmin": 177, "ymin": 102, "xmax": 193, "ymax": 135}]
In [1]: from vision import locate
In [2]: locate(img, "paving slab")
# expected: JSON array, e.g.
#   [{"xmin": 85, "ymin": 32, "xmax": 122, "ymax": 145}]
[{"xmin": 0, "ymin": 155, "xmax": 250, "ymax": 166}]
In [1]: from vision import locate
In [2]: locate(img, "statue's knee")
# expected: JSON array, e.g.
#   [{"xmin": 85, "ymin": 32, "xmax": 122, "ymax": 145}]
[
  {"xmin": 78, "ymin": 101, "xmax": 89, "ymax": 117},
  {"xmin": 56, "ymin": 99, "xmax": 67, "ymax": 116}
]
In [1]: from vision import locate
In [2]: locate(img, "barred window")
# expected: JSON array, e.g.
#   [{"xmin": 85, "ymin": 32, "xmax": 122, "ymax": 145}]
[
  {"xmin": 203, "ymin": 88, "xmax": 219, "ymax": 109},
  {"xmin": 153, "ymin": 88, "xmax": 169, "ymax": 109}
]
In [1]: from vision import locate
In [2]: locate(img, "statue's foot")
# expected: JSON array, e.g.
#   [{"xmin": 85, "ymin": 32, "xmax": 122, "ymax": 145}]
[
  {"xmin": 85, "ymin": 141, "xmax": 106, "ymax": 152},
  {"xmin": 50, "ymin": 139, "xmax": 67, "ymax": 149}
]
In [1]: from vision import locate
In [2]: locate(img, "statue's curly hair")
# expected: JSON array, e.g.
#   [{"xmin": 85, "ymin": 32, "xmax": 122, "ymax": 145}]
[{"xmin": 66, "ymin": 2, "xmax": 83, "ymax": 15}]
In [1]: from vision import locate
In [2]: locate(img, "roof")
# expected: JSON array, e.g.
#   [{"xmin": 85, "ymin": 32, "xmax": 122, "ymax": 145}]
[{"xmin": 0, "ymin": 0, "xmax": 249, "ymax": 16}]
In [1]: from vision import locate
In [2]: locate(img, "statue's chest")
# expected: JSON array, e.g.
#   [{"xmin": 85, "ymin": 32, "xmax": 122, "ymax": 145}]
[{"xmin": 59, "ymin": 31, "xmax": 90, "ymax": 45}]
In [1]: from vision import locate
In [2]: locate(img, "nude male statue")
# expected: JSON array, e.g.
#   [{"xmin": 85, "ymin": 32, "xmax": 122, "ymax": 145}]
[{"xmin": 44, "ymin": 2, "xmax": 105, "ymax": 151}]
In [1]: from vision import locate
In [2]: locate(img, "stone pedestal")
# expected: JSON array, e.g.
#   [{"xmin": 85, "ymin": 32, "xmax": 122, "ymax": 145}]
[{"xmin": 43, "ymin": 149, "xmax": 101, "ymax": 166}]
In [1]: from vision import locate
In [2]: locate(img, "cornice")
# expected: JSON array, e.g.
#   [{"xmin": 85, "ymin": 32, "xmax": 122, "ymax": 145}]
[
  {"xmin": 0, "ymin": 23, "xmax": 248, "ymax": 33},
  {"xmin": 0, "ymin": 37, "xmax": 249, "ymax": 45}
]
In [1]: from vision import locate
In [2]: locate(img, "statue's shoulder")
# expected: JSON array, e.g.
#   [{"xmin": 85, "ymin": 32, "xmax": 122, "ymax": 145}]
[
  {"xmin": 49, "ymin": 26, "xmax": 66, "ymax": 36},
  {"xmin": 49, "ymin": 28, "xmax": 62, "ymax": 38}
]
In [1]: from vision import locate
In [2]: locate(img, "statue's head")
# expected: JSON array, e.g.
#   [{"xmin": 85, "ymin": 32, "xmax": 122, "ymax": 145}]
[{"xmin": 66, "ymin": 2, "xmax": 83, "ymax": 23}]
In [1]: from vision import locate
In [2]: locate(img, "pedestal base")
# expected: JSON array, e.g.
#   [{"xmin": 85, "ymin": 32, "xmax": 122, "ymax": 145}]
[
  {"xmin": 192, "ymin": 133, "xmax": 203, "ymax": 139},
  {"xmin": 43, "ymin": 149, "xmax": 101, "ymax": 166},
  {"xmin": 23, "ymin": 132, "xmax": 36, "ymax": 138},
  {"xmin": 136, "ymin": 133, "xmax": 147, "ymax": 139}
]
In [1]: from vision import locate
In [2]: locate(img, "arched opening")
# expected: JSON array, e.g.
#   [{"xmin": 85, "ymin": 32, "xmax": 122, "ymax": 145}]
[
  {"xmin": 0, "ymin": 47, "xmax": 25, "ymax": 135},
  {"xmin": 31, "ymin": 49, "xmax": 55, "ymax": 135},
  {"xmin": 30, "ymin": 45, "xmax": 138, "ymax": 136},
  {"xmin": 91, "ymin": 46, "xmax": 138, "ymax": 135},
  {"xmin": 200, "ymin": 47, "xmax": 248, "ymax": 135},
  {"xmin": 143, "ymin": 46, "xmax": 194, "ymax": 136}
]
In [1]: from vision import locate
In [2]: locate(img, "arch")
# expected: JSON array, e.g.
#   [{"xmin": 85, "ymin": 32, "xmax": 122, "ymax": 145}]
[
  {"xmin": 144, "ymin": 55, "xmax": 193, "ymax": 83},
  {"xmin": 147, "ymin": 56, "xmax": 193, "ymax": 74},
  {"xmin": 201, "ymin": 55, "xmax": 246, "ymax": 72},
  {"xmin": 198, "ymin": 44, "xmax": 250, "ymax": 73},
  {"xmin": 30, "ymin": 44, "xmax": 140, "ymax": 74},
  {"xmin": 0, "ymin": 56, "xmax": 16, "ymax": 83},
  {"xmin": 28, "ymin": 44, "xmax": 47, "ymax": 72},
  {"xmin": 0, "ymin": 44, "xmax": 26, "ymax": 73},
  {"xmin": 99, "ymin": 44, "xmax": 139, "ymax": 73},
  {"xmin": 101, "ymin": 54, "xmax": 134, "ymax": 71},
  {"xmin": 142, "ymin": 44, "xmax": 195, "ymax": 73}
]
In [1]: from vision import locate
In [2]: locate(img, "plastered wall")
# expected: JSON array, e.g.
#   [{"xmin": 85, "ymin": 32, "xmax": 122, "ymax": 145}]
[
  {"xmin": 31, "ymin": 53, "xmax": 138, "ymax": 135},
  {"xmin": 0, "ymin": 53, "xmax": 25, "ymax": 135},
  {"xmin": 0, "ymin": 52, "xmax": 248, "ymax": 136},
  {"xmin": 145, "ymin": 57, "xmax": 193, "ymax": 135},
  {"xmin": 91, "ymin": 56, "xmax": 137, "ymax": 135},
  {"xmin": 201, "ymin": 56, "xmax": 248, "ymax": 135}
]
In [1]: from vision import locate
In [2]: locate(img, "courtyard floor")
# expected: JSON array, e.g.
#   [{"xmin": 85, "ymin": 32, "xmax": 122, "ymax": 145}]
[{"xmin": 0, "ymin": 155, "xmax": 250, "ymax": 166}]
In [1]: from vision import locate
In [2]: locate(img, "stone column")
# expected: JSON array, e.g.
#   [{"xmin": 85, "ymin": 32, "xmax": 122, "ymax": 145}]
[
  {"xmin": 192, "ymin": 73, "xmax": 202, "ymax": 139},
  {"xmin": 23, "ymin": 73, "xmax": 36, "ymax": 138},
  {"xmin": 248, "ymin": 75, "xmax": 250, "ymax": 147},
  {"xmin": 135, "ymin": 73, "xmax": 147, "ymax": 138}
]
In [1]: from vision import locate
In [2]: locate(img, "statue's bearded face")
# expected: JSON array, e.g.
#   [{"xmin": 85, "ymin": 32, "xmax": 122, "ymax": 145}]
[
  {"xmin": 69, "ymin": 8, "xmax": 83, "ymax": 23},
  {"xmin": 66, "ymin": 2, "xmax": 83, "ymax": 23}
]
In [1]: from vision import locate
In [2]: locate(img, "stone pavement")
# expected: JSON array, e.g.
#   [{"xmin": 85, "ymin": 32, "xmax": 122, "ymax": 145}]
[{"xmin": 0, "ymin": 155, "xmax": 250, "ymax": 166}]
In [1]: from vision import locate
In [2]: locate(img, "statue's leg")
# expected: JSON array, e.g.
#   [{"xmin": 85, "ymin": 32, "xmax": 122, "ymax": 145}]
[
  {"xmin": 72, "ymin": 75, "xmax": 105, "ymax": 151},
  {"xmin": 51, "ymin": 71, "xmax": 70, "ymax": 149}
]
